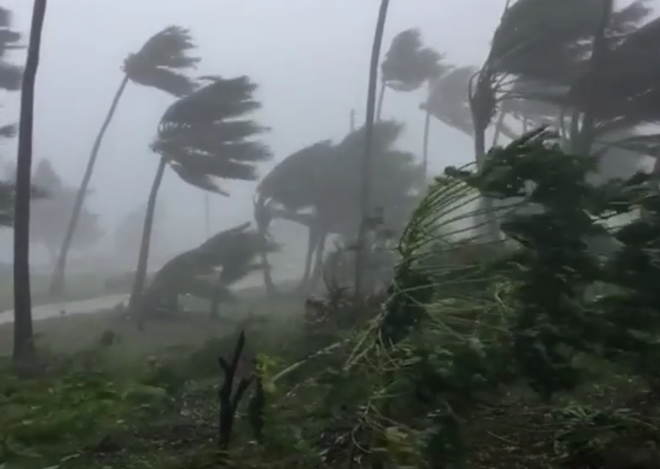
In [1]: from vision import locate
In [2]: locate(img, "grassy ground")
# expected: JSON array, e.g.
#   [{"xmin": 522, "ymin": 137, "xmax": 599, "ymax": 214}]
[{"xmin": 1, "ymin": 286, "xmax": 659, "ymax": 469}]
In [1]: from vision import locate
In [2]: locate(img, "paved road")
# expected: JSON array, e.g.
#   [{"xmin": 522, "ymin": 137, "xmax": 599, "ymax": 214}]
[
  {"xmin": 0, "ymin": 294, "xmax": 129, "ymax": 325},
  {"xmin": 0, "ymin": 270, "xmax": 300, "ymax": 325}
]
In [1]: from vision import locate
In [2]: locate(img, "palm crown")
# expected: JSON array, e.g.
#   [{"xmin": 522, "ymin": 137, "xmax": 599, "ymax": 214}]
[
  {"xmin": 152, "ymin": 75, "xmax": 272, "ymax": 194},
  {"xmin": 123, "ymin": 25, "xmax": 200, "ymax": 97}
]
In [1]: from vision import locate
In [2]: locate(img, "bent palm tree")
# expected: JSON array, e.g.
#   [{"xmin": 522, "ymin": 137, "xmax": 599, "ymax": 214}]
[
  {"xmin": 255, "ymin": 140, "xmax": 333, "ymax": 296},
  {"xmin": 139, "ymin": 222, "xmax": 277, "ymax": 319},
  {"xmin": 13, "ymin": 0, "xmax": 47, "ymax": 367},
  {"xmin": 130, "ymin": 75, "xmax": 271, "ymax": 325},
  {"xmin": 50, "ymin": 25, "xmax": 199, "ymax": 295},
  {"xmin": 356, "ymin": 0, "xmax": 391, "ymax": 299},
  {"xmin": 377, "ymin": 28, "xmax": 442, "ymax": 121},
  {"xmin": 467, "ymin": 0, "xmax": 651, "ymax": 241},
  {"xmin": 257, "ymin": 121, "xmax": 423, "ymax": 296}
]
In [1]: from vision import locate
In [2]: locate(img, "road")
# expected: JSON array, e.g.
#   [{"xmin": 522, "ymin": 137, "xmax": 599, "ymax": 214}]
[
  {"xmin": 0, "ymin": 270, "xmax": 300, "ymax": 325},
  {"xmin": 0, "ymin": 294, "xmax": 129, "ymax": 325}
]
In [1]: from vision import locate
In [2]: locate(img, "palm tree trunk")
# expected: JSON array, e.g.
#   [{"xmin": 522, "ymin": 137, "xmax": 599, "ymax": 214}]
[
  {"xmin": 355, "ymin": 0, "xmax": 390, "ymax": 300},
  {"xmin": 375, "ymin": 80, "xmax": 386, "ymax": 122},
  {"xmin": 13, "ymin": 0, "xmax": 47, "ymax": 367},
  {"xmin": 50, "ymin": 74, "xmax": 130, "ymax": 296},
  {"xmin": 297, "ymin": 223, "xmax": 320, "ymax": 293},
  {"xmin": 491, "ymin": 108, "xmax": 506, "ymax": 146},
  {"xmin": 129, "ymin": 156, "xmax": 166, "ymax": 324},
  {"xmin": 308, "ymin": 229, "xmax": 327, "ymax": 292},
  {"xmin": 203, "ymin": 193, "xmax": 210, "ymax": 239},
  {"xmin": 576, "ymin": 0, "xmax": 613, "ymax": 156},
  {"xmin": 473, "ymin": 127, "xmax": 500, "ymax": 243},
  {"xmin": 422, "ymin": 110, "xmax": 431, "ymax": 179}
]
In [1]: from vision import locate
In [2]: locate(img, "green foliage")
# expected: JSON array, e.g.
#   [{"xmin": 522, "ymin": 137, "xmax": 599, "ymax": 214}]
[{"xmin": 0, "ymin": 356, "xmax": 169, "ymax": 464}]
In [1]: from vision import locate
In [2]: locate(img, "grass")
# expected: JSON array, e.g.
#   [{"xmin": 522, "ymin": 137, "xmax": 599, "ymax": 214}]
[
  {"xmin": 0, "ymin": 284, "xmax": 313, "ymax": 469},
  {"xmin": 1, "ymin": 283, "xmax": 659, "ymax": 469}
]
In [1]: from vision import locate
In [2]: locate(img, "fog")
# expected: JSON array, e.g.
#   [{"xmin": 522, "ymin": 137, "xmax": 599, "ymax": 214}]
[{"xmin": 0, "ymin": 0, "xmax": 574, "ymax": 276}]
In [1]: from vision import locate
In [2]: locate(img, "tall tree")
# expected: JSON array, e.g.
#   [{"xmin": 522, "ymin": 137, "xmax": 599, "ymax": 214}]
[
  {"xmin": 256, "ymin": 121, "xmax": 422, "ymax": 295},
  {"xmin": 355, "ymin": 0, "xmax": 390, "ymax": 300},
  {"xmin": 377, "ymin": 28, "xmax": 442, "ymax": 121},
  {"xmin": 31, "ymin": 160, "xmax": 103, "ymax": 265},
  {"xmin": 50, "ymin": 25, "xmax": 199, "ymax": 295},
  {"xmin": 129, "ymin": 75, "xmax": 271, "ymax": 325},
  {"xmin": 13, "ymin": 0, "xmax": 47, "ymax": 367},
  {"xmin": 466, "ymin": 0, "xmax": 652, "ymax": 241}
]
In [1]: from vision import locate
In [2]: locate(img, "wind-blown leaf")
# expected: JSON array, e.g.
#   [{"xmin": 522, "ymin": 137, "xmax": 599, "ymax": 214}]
[
  {"xmin": 423, "ymin": 66, "xmax": 476, "ymax": 136},
  {"xmin": 123, "ymin": 25, "xmax": 199, "ymax": 97},
  {"xmin": 153, "ymin": 74, "xmax": 271, "ymax": 196},
  {"xmin": 381, "ymin": 28, "xmax": 444, "ymax": 91}
]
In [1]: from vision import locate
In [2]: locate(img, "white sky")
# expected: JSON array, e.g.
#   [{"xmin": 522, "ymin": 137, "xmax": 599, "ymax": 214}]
[{"xmin": 0, "ymin": 0, "xmax": 526, "ymax": 262}]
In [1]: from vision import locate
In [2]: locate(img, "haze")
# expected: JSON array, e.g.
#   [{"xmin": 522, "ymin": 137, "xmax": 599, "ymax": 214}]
[{"xmin": 0, "ymin": 0, "xmax": 614, "ymax": 274}]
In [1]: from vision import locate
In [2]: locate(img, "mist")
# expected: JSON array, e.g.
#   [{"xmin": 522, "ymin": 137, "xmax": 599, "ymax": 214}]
[{"xmin": 0, "ymin": 0, "xmax": 508, "ymax": 278}]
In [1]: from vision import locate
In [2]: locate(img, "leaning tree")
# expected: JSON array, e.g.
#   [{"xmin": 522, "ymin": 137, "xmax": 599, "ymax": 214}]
[
  {"xmin": 377, "ymin": 28, "xmax": 441, "ymax": 122},
  {"xmin": 255, "ymin": 120, "xmax": 423, "ymax": 295},
  {"xmin": 377, "ymin": 28, "xmax": 448, "ymax": 179},
  {"xmin": 458, "ymin": 0, "xmax": 654, "ymax": 241},
  {"xmin": 138, "ymin": 222, "xmax": 277, "ymax": 320},
  {"xmin": 50, "ymin": 25, "xmax": 199, "ymax": 295},
  {"xmin": 129, "ymin": 75, "xmax": 271, "ymax": 326}
]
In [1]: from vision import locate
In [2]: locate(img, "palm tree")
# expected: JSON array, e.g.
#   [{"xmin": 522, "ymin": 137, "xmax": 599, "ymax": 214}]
[
  {"xmin": 355, "ymin": 0, "xmax": 392, "ymax": 300},
  {"xmin": 256, "ymin": 121, "xmax": 423, "ymax": 296},
  {"xmin": 377, "ymin": 28, "xmax": 442, "ymax": 121},
  {"xmin": 255, "ymin": 140, "xmax": 333, "ymax": 296},
  {"xmin": 129, "ymin": 75, "xmax": 271, "ymax": 325},
  {"xmin": 13, "ymin": 0, "xmax": 47, "ymax": 367},
  {"xmin": 50, "ymin": 25, "xmax": 199, "ymax": 296},
  {"xmin": 464, "ymin": 0, "xmax": 653, "ymax": 241},
  {"xmin": 138, "ymin": 222, "xmax": 277, "ymax": 320}
]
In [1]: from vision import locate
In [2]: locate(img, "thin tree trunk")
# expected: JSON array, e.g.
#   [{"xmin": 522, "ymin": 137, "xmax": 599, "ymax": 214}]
[
  {"xmin": 13, "ymin": 0, "xmax": 47, "ymax": 367},
  {"xmin": 355, "ymin": 0, "xmax": 390, "ymax": 300},
  {"xmin": 297, "ymin": 223, "xmax": 319, "ymax": 293},
  {"xmin": 473, "ymin": 127, "xmax": 500, "ymax": 243},
  {"xmin": 491, "ymin": 108, "xmax": 506, "ymax": 147},
  {"xmin": 576, "ymin": 0, "xmax": 613, "ymax": 156},
  {"xmin": 422, "ymin": 110, "xmax": 431, "ymax": 179},
  {"xmin": 350, "ymin": 109, "xmax": 356, "ymax": 132},
  {"xmin": 129, "ymin": 157, "xmax": 166, "ymax": 327},
  {"xmin": 375, "ymin": 80, "xmax": 386, "ymax": 122},
  {"xmin": 203, "ymin": 193, "xmax": 210, "ymax": 239},
  {"xmin": 50, "ymin": 74, "xmax": 130, "ymax": 296},
  {"xmin": 308, "ymin": 229, "xmax": 327, "ymax": 292}
]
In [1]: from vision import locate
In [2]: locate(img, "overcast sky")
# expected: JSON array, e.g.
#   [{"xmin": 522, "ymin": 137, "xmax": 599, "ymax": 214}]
[{"xmin": 1, "ymin": 0, "xmax": 511, "ymax": 262}]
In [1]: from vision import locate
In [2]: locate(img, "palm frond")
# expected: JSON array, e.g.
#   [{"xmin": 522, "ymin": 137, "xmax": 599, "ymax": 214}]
[
  {"xmin": 381, "ymin": 28, "xmax": 445, "ymax": 91},
  {"xmin": 257, "ymin": 140, "xmax": 334, "ymax": 211},
  {"xmin": 160, "ymin": 76, "xmax": 261, "ymax": 126},
  {"xmin": 123, "ymin": 25, "xmax": 199, "ymax": 97},
  {"xmin": 153, "ymin": 74, "xmax": 271, "ymax": 195},
  {"xmin": 423, "ymin": 66, "xmax": 476, "ymax": 136}
]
